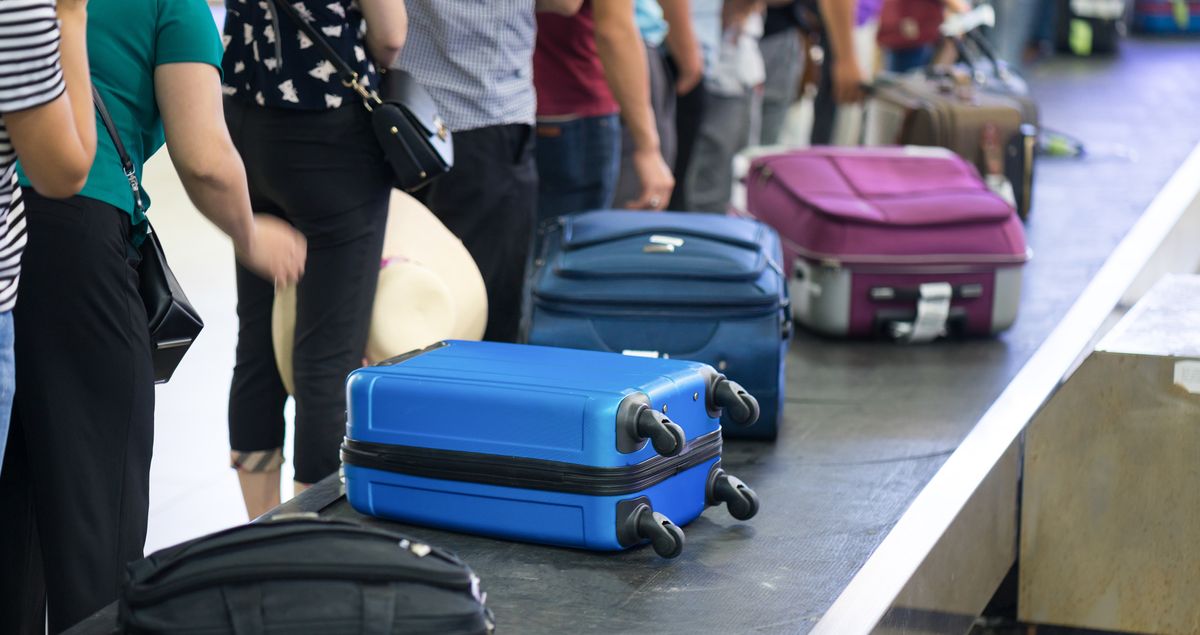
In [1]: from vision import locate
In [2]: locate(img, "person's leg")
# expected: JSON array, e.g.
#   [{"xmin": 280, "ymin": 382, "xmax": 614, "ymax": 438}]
[
  {"xmin": 0, "ymin": 406, "xmax": 47, "ymax": 635},
  {"xmin": 613, "ymin": 44, "xmax": 677, "ymax": 208},
  {"xmin": 0, "ymin": 311, "xmax": 11, "ymax": 469},
  {"xmin": 535, "ymin": 116, "xmax": 584, "ymax": 227},
  {"xmin": 289, "ymin": 194, "xmax": 388, "ymax": 486},
  {"xmin": 810, "ymin": 33, "xmax": 836, "ymax": 146},
  {"xmin": 759, "ymin": 28, "xmax": 803, "ymax": 146},
  {"xmin": 228, "ymin": 259, "xmax": 288, "ymax": 518},
  {"xmin": 669, "ymin": 79, "xmax": 707, "ymax": 210},
  {"xmin": 886, "ymin": 45, "xmax": 934, "ymax": 73},
  {"xmin": 535, "ymin": 113, "xmax": 619, "ymax": 221},
  {"xmin": 425, "ymin": 125, "xmax": 537, "ymax": 343},
  {"xmin": 7, "ymin": 192, "xmax": 155, "ymax": 632},
  {"xmin": 225, "ymin": 96, "xmax": 289, "ymax": 518},
  {"xmin": 243, "ymin": 105, "xmax": 393, "ymax": 487},
  {"xmin": 684, "ymin": 90, "xmax": 754, "ymax": 213}
]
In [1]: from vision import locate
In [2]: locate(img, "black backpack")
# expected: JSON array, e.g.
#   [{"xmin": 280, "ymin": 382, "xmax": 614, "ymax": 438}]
[{"xmin": 119, "ymin": 516, "xmax": 494, "ymax": 634}]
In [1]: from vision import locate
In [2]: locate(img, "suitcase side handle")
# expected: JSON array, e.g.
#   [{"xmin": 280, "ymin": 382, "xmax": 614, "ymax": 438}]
[{"xmin": 616, "ymin": 393, "xmax": 687, "ymax": 457}]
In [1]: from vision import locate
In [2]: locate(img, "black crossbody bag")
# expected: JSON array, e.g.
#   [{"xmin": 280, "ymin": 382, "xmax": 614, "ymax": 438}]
[
  {"xmin": 269, "ymin": 0, "xmax": 453, "ymax": 191},
  {"xmin": 94, "ymin": 88, "xmax": 203, "ymax": 384}
]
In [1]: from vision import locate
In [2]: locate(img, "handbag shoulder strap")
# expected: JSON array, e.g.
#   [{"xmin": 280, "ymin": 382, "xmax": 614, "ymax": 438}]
[
  {"xmin": 268, "ymin": 0, "xmax": 377, "ymax": 102},
  {"xmin": 92, "ymin": 86, "xmax": 145, "ymax": 215}
]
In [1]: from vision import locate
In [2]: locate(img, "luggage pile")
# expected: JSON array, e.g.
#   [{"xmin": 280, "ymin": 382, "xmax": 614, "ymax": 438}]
[{"xmin": 864, "ymin": 31, "xmax": 1039, "ymax": 220}]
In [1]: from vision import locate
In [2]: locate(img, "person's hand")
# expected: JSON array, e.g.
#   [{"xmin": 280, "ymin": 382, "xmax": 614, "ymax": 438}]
[
  {"xmin": 625, "ymin": 148, "xmax": 674, "ymax": 211},
  {"xmin": 831, "ymin": 57, "xmax": 867, "ymax": 104},
  {"xmin": 237, "ymin": 215, "xmax": 307, "ymax": 286},
  {"xmin": 674, "ymin": 44, "xmax": 704, "ymax": 95}
]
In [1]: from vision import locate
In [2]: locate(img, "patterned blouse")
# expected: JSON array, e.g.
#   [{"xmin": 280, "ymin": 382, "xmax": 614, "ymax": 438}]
[{"xmin": 221, "ymin": 0, "xmax": 377, "ymax": 110}]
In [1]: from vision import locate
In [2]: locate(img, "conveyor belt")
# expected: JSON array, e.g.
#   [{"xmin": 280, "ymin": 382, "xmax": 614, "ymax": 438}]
[{"xmin": 65, "ymin": 38, "xmax": 1200, "ymax": 635}]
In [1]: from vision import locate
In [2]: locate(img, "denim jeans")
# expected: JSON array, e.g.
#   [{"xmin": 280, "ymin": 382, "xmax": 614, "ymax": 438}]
[
  {"xmin": 0, "ymin": 311, "xmax": 11, "ymax": 469},
  {"xmin": 535, "ymin": 113, "xmax": 621, "ymax": 227}
]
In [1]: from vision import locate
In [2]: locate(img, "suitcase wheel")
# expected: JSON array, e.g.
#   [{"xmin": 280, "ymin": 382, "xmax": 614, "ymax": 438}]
[
  {"xmin": 712, "ymin": 378, "xmax": 760, "ymax": 428},
  {"xmin": 620, "ymin": 401, "xmax": 687, "ymax": 457},
  {"xmin": 622, "ymin": 503, "xmax": 685, "ymax": 559},
  {"xmin": 707, "ymin": 467, "xmax": 760, "ymax": 521}
]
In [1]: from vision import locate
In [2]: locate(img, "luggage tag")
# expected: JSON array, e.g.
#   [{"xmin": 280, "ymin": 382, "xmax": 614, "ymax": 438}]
[{"xmin": 890, "ymin": 282, "xmax": 953, "ymax": 343}]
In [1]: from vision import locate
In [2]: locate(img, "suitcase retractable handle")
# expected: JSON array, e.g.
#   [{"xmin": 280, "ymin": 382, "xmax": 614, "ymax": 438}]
[{"xmin": 616, "ymin": 394, "xmax": 687, "ymax": 457}]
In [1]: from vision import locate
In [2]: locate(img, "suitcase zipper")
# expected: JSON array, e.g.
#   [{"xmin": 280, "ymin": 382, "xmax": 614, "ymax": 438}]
[
  {"xmin": 341, "ymin": 431, "xmax": 723, "ymax": 497},
  {"xmin": 781, "ymin": 235, "xmax": 1030, "ymax": 268}
]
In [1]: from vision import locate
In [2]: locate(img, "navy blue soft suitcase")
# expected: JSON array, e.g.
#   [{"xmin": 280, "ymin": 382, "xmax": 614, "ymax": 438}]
[
  {"xmin": 524, "ymin": 210, "xmax": 790, "ymax": 440},
  {"xmin": 341, "ymin": 340, "xmax": 760, "ymax": 558}
]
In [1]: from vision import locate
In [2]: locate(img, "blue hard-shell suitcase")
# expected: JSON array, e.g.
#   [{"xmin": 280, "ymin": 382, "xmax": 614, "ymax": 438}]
[
  {"xmin": 341, "ymin": 340, "xmax": 760, "ymax": 558},
  {"xmin": 523, "ymin": 210, "xmax": 790, "ymax": 440}
]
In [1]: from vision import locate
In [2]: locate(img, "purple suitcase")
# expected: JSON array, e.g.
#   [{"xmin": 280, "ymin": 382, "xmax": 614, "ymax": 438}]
[{"xmin": 740, "ymin": 146, "xmax": 1029, "ymax": 342}]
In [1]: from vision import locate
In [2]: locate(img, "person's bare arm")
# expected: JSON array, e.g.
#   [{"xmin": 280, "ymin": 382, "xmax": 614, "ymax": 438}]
[
  {"xmin": 817, "ymin": 0, "xmax": 864, "ymax": 104},
  {"xmin": 359, "ymin": 0, "xmax": 407, "ymax": 67},
  {"xmin": 594, "ymin": 0, "xmax": 674, "ymax": 209},
  {"xmin": 155, "ymin": 63, "xmax": 306, "ymax": 284},
  {"xmin": 659, "ymin": 0, "xmax": 703, "ymax": 95},
  {"xmin": 7, "ymin": 0, "xmax": 96, "ymax": 198},
  {"xmin": 536, "ymin": 0, "xmax": 584, "ymax": 15}
]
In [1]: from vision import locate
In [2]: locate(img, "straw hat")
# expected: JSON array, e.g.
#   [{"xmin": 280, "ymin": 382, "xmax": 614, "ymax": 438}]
[{"xmin": 272, "ymin": 191, "xmax": 487, "ymax": 394}]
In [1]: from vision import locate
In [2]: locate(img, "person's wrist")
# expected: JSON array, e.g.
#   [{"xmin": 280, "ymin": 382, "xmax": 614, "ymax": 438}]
[
  {"xmin": 633, "ymin": 144, "xmax": 662, "ymax": 159},
  {"xmin": 233, "ymin": 220, "xmax": 256, "ymax": 258}
]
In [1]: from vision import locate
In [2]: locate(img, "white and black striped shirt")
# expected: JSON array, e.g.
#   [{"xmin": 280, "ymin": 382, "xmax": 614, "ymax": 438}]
[{"xmin": 0, "ymin": 0, "xmax": 66, "ymax": 313}]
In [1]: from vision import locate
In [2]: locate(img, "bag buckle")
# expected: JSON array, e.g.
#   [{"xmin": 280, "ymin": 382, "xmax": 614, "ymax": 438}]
[{"xmin": 343, "ymin": 72, "xmax": 383, "ymax": 109}]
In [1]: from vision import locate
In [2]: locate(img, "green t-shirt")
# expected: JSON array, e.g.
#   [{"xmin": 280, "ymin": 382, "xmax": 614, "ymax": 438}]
[{"xmin": 19, "ymin": 0, "xmax": 222, "ymax": 237}]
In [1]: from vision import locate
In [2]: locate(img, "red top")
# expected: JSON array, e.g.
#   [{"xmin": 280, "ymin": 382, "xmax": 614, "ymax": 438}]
[{"xmin": 533, "ymin": 1, "xmax": 619, "ymax": 118}]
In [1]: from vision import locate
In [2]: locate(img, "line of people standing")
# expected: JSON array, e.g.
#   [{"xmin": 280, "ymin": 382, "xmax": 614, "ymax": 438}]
[{"xmin": 0, "ymin": 0, "xmax": 900, "ymax": 632}]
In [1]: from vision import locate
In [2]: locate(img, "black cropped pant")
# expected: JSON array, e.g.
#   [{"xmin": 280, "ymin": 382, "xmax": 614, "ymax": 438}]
[{"xmin": 224, "ymin": 98, "xmax": 392, "ymax": 485}]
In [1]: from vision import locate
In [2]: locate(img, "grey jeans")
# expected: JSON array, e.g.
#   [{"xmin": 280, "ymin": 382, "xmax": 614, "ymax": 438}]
[
  {"xmin": 758, "ymin": 28, "xmax": 803, "ymax": 146},
  {"xmin": 684, "ymin": 88, "xmax": 754, "ymax": 213}
]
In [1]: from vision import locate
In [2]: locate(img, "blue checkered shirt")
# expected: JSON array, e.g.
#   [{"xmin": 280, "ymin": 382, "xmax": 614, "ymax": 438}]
[{"xmin": 398, "ymin": 0, "xmax": 537, "ymax": 132}]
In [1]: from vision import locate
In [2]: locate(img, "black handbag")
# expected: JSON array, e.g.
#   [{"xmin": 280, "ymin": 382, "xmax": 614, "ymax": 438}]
[
  {"xmin": 270, "ymin": 0, "xmax": 453, "ymax": 191},
  {"xmin": 94, "ymin": 88, "xmax": 203, "ymax": 384},
  {"xmin": 118, "ymin": 516, "xmax": 494, "ymax": 634}
]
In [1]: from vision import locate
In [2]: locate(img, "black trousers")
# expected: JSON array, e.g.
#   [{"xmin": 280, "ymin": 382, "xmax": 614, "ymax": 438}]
[
  {"xmin": 413, "ymin": 124, "xmax": 537, "ymax": 343},
  {"xmin": 0, "ymin": 193, "xmax": 155, "ymax": 634},
  {"xmin": 811, "ymin": 34, "xmax": 837, "ymax": 145},
  {"xmin": 668, "ymin": 75, "xmax": 707, "ymax": 210},
  {"xmin": 225, "ymin": 98, "xmax": 392, "ymax": 485}
]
